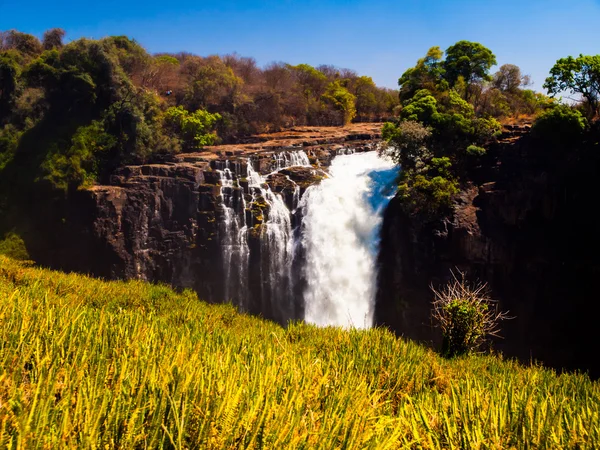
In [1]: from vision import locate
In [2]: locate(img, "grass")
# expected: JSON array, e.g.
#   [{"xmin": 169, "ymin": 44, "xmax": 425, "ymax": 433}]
[{"xmin": 0, "ymin": 255, "xmax": 598, "ymax": 449}]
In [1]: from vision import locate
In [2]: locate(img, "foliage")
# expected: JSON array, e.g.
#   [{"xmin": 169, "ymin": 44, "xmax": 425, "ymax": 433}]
[
  {"xmin": 431, "ymin": 272, "xmax": 512, "ymax": 357},
  {"xmin": 531, "ymin": 104, "xmax": 588, "ymax": 148},
  {"xmin": 443, "ymin": 41, "xmax": 497, "ymax": 92},
  {"xmin": 493, "ymin": 64, "xmax": 530, "ymax": 93},
  {"xmin": 0, "ymin": 30, "xmax": 42, "ymax": 59},
  {"xmin": 397, "ymin": 173, "xmax": 458, "ymax": 218},
  {"xmin": 544, "ymin": 54, "xmax": 600, "ymax": 117},
  {"xmin": 42, "ymin": 28, "xmax": 65, "ymax": 50},
  {"xmin": 466, "ymin": 144, "xmax": 486, "ymax": 158},
  {"xmin": 0, "ymin": 124, "xmax": 20, "ymax": 170},
  {"xmin": 381, "ymin": 120, "xmax": 431, "ymax": 169},
  {"xmin": 398, "ymin": 46, "xmax": 445, "ymax": 101},
  {"xmin": 164, "ymin": 105, "xmax": 221, "ymax": 150},
  {"xmin": 0, "ymin": 51, "xmax": 22, "ymax": 121},
  {"xmin": 384, "ymin": 39, "xmax": 537, "ymax": 223},
  {"xmin": 401, "ymin": 89, "xmax": 438, "ymax": 123},
  {"xmin": 322, "ymin": 80, "xmax": 357, "ymax": 125},
  {"xmin": 0, "ymin": 231, "xmax": 29, "ymax": 260},
  {"xmin": 40, "ymin": 120, "xmax": 117, "ymax": 190},
  {"xmin": 0, "ymin": 255, "xmax": 598, "ymax": 448}
]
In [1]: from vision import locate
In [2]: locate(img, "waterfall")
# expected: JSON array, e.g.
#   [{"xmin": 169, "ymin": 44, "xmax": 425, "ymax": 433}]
[
  {"xmin": 247, "ymin": 163, "xmax": 296, "ymax": 317},
  {"xmin": 273, "ymin": 150, "xmax": 310, "ymax": 170},
  {"xmin": 215, "ymin": 149, "xmax": 397, "ymax": 328},
  {"xmin": 217, "ymin": 150, "xmax": 310, "ymax": 318},
  {"xmin": 299, "ymin": 152, "xmax": 397, "ymax": 328},
  {"xmin": 216, "ymin": 160, "xmax": 249, "ymax": 303}
]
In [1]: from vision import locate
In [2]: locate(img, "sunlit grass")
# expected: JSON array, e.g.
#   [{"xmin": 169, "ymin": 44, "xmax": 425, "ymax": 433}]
[{"xmin": 0, "ymin": 255, "xmax": 598, "ymax": 448}]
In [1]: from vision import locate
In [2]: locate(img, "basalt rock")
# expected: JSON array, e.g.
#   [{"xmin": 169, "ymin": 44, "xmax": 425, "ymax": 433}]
[
  {"xmin": 375, "ymin": 128, "xmax": 600, "ymax": 377},
  {"xmin": 20, "ymin": 127, "xmax": 381, "ymax": 323}
]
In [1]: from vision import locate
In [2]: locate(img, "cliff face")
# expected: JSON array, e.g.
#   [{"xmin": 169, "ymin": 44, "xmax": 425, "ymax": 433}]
[
  {"xmin": 24, "ymin": 125, "xmax": 380, "ymax": 324},
  {"xmin": 375, "ymin": 130, "xmax": 600, "ymax": 377}
]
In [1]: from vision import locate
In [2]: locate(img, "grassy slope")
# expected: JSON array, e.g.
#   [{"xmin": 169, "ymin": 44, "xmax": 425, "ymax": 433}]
[{"xmin": 0, "ymin": 256, "xmax": 598, "ymax": 449}]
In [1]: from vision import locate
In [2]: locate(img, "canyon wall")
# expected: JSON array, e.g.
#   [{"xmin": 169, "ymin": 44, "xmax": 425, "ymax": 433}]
[
  {"xmin": 375, "ymin": 129, "xmax": 600, "ymax": 377},
  {"xmin": 25, "ymin": 126, "xmax": 380, "ymax": 325}
]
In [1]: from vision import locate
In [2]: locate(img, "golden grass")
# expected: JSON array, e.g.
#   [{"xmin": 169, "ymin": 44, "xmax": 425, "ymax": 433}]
[{"xmin": 0, "ymin": 255, "xmax": 598, "ymax": 449}]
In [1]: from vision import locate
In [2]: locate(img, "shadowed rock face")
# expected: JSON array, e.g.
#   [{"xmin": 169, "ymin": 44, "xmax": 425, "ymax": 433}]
[
  {"xmin": 24, "ymin": 128, "xmax": 380, "ymax": 324},
  {"xmin": 375, "ymin": 129, "xmax": 600, "ymax": 378}
]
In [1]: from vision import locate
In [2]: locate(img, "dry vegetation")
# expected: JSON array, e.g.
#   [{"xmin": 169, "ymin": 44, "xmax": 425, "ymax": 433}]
[{"xmin": 0, "ymin": 255, "xmax": 598, "ymax": 448}]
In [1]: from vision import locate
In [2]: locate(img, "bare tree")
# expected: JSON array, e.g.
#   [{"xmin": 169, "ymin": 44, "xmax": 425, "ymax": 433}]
[{"xmin": 42, "ymin": 28, "xmax": 66, "ymax": 50}]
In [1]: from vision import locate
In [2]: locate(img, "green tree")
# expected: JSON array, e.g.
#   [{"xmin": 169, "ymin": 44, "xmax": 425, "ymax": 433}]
[
  {"xmin": 182, "ymin": 56, "xmax": 243, "ymax": 112},
  {"xmin": 400, "ymin": 89, "xmax": 438, "ymax": 123},
  {"xmin": 543, "ymin": 55, "xmax": 600, "ymax": 117},
  {"xmin": 398, "ymin": 46, "xmax": 444, "ymax": 101},
  {"xmin": 443, "ymin": 41, "xmax": 496, "ymax": 98},
  {"xmin": 381, "ymin": 120, "xmax": 431, "ymax": 169},
  {"xmin": 0, "ymin": 51, "xmax": 21, "ymax": 121},
  {"xmin": 531, "ymin": 105, "xmax": 587, "ymax": 149},
  {"xmin": 352, "ymin": 76, "xmax": 378, "ymax": 120},
  {"xmin": 322, "ymin": 81, "xmax": 356, "ymax": 125},
  {"xmin": 164, "ymin": 106, "xmax": 221, "ymax": 150},
  {"xmin": 290, "ymin": 63, "xmax": 328, "ymax": 100}
]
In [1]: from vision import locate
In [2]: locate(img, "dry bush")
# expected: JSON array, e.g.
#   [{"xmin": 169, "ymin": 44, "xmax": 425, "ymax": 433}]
[{"xmin": 431, "ymin": 271, "xmax": 512, "ymax": 357}]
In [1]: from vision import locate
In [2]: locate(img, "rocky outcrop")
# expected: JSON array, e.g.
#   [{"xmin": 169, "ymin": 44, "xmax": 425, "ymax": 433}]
[
  {"xmin": 375, "ymin": 129, "xmax": 600, "ymax": 377},
  {"xmin": 22, "ymin": 127, "xmax": 380, "ymax": 325}
]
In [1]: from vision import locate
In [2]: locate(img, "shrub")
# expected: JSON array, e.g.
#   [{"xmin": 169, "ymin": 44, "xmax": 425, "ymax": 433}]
[
  {"xmin": 381, "ymin": 120, "xmax": 431, "ymax": 169},
  {"xmin": 466, "ymin": 144, "xmax": 486, "ymax": 158},
  {"xmin": 0, "ymin": 231, "xmax": 29, "ymax": 260},
  {"xmin": 431, "ymin": 272, "xmax": 511, "ymax": 357},
  {"xmin": 164, "ymin": 106, "xmax": 221, "ymax": 150},
  {"xmin": 531, "ymin": 104, "xmax": 587, "ymax": 149},
  {"xmin": 397, "ymin": 173, "xmax": 458, "ymax": 219}
]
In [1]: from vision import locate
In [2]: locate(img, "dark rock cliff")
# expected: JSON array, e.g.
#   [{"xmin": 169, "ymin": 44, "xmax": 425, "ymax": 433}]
[
  {"xmin": 19, "ymin": 128, "xmax": 379, "ymax": 324},
  {"xmin": 375, "ymin": 127, "xmax": 600, "ymax": 377}
]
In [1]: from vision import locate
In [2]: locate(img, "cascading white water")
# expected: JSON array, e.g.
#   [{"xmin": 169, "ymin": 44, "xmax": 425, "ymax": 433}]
[
  {"xmin": 299, "ymin": 151, "xmax": 397, "ymax": 328},
  {"xmin": 218, "ymin": 150, "xmax": 310, "ymax": 316},
  {"xmin": 247, "ymin": 163, "xmax": 295, "ymax": 312},
  {"xmin": 216, "ymin": 160, "xmax": 249, "ymax": 302},
  {"xmin": 215, "ymin": 148, "xmax": 397, "ymax": 328},
  {"xmin": 273, "ymin": 150, "xmax": 310, "ymax": 171}
]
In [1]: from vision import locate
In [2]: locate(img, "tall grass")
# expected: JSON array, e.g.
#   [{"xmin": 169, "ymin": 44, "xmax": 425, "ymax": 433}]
[{"xmin": 0, "ymin": 255, "xmax": 598, "ymax": 448}]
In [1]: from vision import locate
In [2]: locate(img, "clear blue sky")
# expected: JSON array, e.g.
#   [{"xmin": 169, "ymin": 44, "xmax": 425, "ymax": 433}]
[{"xmin": 2, "ymin": 0, "xmax": 600, "ymax": 91}]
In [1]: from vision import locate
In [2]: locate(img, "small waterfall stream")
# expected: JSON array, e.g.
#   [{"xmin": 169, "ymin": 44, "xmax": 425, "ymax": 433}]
[{"xmin": 216, "ymin": 149, "xmax": 397, "ymax": 327}]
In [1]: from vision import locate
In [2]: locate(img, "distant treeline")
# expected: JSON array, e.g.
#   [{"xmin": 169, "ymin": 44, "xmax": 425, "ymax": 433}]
[{"xmin": 0, "ymin": 28, "xmax": 399, "ymax": 193}]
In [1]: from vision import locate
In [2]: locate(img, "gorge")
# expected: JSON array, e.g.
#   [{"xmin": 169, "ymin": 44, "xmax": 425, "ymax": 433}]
[{"xmin": 4, "ymin": 122, "xmax": 600, "ymax": 377}]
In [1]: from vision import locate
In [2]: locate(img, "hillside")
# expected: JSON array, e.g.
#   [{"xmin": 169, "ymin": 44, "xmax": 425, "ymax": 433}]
[{"xmin": 0, "ymin": 255, "xmax": 598, "ymax": 448}]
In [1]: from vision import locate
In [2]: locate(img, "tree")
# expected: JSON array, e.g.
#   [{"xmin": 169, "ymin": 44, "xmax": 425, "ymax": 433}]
[
  {"xmin": 543, "ymin": 55, "xmax": 600, "ymax": 117},
  {"xmin": 493, "ymin": 64, "xmax": 530, "ymax": 93},
  {"xmin": 400, "ymin": 89, "xmax": 438, "ymax": 123},
  {"xmin": 322, "ymin": 81, "xmax": 356, "ymax": 125},
  {"xmin": 164, "ymin": 106, "xmax": 221, "ymax": 150},
  {"xmin": 0, "ymin": 52, "xmax": 21, "ymax": 121},
  {"xmin": 349, "ymin": 76, "xmax": 377, "ymax": 120},
  {"xmin": 42, "ymin": 28, "xmax": 66, "ymax": 50},
  {"xmin": 182, "ymin": 55, "xmax": 243, "ymax": 113},
  {"xmin": 381, "ymin": 120, "xmax": 431, "ymax": 169},
  {"xmin": 531, "ymin": 104, "xmax": 587, "ymax": 149},
  {"xmin": 398, "ymin": 46, "xmax": 444, "ymax": 101},
  {"xmin": 0, "ymin": 30, "xmax": 42, "ymax": 59},
  {"xmin": 289, "ymin": 63, "xmax": 328, "ymax": 100},
  {"xmin": 443, "ymin": 41, "xmax": 496, "ymax": 98}
]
